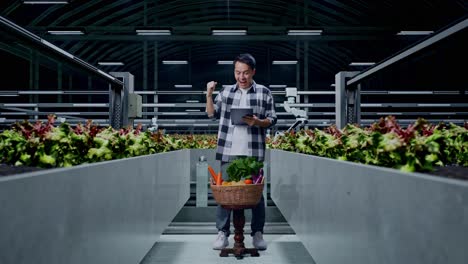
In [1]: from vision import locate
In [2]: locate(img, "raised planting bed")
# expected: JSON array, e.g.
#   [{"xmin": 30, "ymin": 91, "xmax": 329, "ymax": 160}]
[
  {"xmin": 270, "ymin": 150, "xmax": 468, "ymax": 264},
  {"xmin": 268, "ymin": 117, "xmax": 467, "ymax": 175},
  {"xmin": 3, "ymin": 162, "xmax": 467, "ymax": 180},
  {"xmin": 0, "ymin": 150, "xmax": 190, "ymax": 264}
]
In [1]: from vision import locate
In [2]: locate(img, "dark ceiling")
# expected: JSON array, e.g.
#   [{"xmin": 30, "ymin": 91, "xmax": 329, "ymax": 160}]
[{"xmin": 0, "ymin": 0, "xmax": 467, "ymax": 90}]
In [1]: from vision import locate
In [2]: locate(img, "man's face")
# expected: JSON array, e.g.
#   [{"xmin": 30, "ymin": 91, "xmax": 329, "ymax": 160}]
[{"xmin": 234, "ymin": 61, "xmax": 255, "ymax": 89}]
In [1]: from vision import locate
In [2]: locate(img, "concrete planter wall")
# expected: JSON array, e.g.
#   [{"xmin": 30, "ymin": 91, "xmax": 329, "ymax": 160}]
[
  {"xmin": 0, "ymin": 150, "xmax": 190, "ymax": 264},
  {"xmin": 3, "ymin": 148, "xmax": 466, "ymax": 264},
  {"xmin": 269, "ymin": 149, "xmax": 468, "ymax": 264}
]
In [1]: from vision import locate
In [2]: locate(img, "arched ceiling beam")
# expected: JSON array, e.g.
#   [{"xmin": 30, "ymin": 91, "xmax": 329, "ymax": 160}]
[
  {"xmin": 49, "ymin": 1, "xmax": 102, "ymax": 26},
  {"xmin": 86, "ymin": 42, "xmax": 135, "ymax": 63},
  {"xmin": 1, "ymin": 1, "xmax": 21, "ymax": 17},
  {"xmin": 68, "ymin": 41, "xmax": 88, "ymax": 54},
  {"xmin": 127, "ymin": 2, "xmax": 305, "ymax": 27},
  {"xmin": 310, "ymin": 47, "xmax": 345, "ymax": 74},
  {"xmin": 305, "ymin": 1, "xmax": 356, "ymax": 25},
  {"xmin": 93, "ymin": 43, "xmax": 141, "ymax": 63},
  {"xmin": 110, "ymin": 46, "xmax": 147, "ymax": 70},
  {"xmin": 456, "ymin": 0, "xmax": 468, "ymax": 9},
  {"xmin": 29, "ymin": 5, "xmax": 67, "ymax": 26},
  {"xmin": 71, "ymin": 1, "xmax": 143, "ymax": 27},
  {"xmin": 74, "ymin": 41, "xmax": 106, "ymax": 59},
  {"xmin": 121, "ymin": 42, "xmax": 302, "ymax": 71},
  {"xmin": 318, "ymin": 45, "xmax": 349, "ymax": 66},
  {"xmin": 317, "ymin": 0, "xmax": 364, "ymax": 22}
]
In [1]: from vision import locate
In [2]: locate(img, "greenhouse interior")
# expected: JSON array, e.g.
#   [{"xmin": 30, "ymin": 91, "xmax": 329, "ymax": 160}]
[{"xmin": 0, "ymin": 1, "xmax": 467, "ymax": 264}]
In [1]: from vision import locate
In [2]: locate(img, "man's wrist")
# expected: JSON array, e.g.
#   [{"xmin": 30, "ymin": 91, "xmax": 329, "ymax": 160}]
[
  {"xmin": 255, "ymin": 119, "xmax": 264, "ymax": 127},
  {"xmin": 255, "ymin": 118, "xmax": 270, "ymax": 127}
]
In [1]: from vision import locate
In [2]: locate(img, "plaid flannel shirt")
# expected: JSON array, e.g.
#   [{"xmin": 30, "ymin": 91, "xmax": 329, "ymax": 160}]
[{"xmin": 208, "ymin": 81, "xmax": 277, "ymax": 162}]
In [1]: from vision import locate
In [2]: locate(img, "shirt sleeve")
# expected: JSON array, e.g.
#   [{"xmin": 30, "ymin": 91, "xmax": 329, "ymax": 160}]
[
  {"xmin": 264, "ymin": 90, "xmax": 277, "ymax": 127},
  {"xmin": 207, "ymin": 92, "xmax": 222, "ymax": 120}
]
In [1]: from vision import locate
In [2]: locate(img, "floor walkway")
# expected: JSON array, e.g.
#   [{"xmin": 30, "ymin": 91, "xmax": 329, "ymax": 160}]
[{"xmin": 141, "ymin": 234, "xmax": 316, "ymax": 264}]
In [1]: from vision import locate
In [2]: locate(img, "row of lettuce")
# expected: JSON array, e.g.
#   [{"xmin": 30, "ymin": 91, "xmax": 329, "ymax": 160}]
[
  {"xmin": 0, "ymin": 115, "xmax": 466, "ymax": 172},
  {"xmin": 0, "ymin": 115, "xmax": 217, "ymax": 168},
  {"xmin": 267, "ymin": 116, "xmax": 467, "ymax": 172}
]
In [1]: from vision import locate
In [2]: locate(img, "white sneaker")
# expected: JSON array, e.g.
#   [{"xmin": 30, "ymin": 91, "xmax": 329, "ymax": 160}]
[
  {"xmin": 252, "ymin": 231, "xmax": 267, "ymax": 250},
  {"xmin": 212, "ymin": 231, "xmax": 228, "ymax": 250}
]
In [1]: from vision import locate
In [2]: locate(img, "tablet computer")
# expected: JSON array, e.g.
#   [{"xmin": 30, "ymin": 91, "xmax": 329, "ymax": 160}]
[{"xmin": 230, "ymin": 108, "xmax": 253, "ymax": 125}]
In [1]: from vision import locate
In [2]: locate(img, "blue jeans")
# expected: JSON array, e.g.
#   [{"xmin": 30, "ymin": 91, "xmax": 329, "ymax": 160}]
[{"xmin": 216, "ymin": 160, "xmax": 265, "ymax": 237}]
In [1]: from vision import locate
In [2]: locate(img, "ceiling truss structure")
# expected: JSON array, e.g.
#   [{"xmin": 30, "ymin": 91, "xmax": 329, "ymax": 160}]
[{"xmin": 0, "ymin": 0, "xmax": 467, "ymax": 130}]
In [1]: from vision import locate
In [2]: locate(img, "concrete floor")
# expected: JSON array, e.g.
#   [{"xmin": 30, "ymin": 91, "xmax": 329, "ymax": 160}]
[{"xmin": 141, "ymin": 234, "xmax": 316, "ymax": 264}]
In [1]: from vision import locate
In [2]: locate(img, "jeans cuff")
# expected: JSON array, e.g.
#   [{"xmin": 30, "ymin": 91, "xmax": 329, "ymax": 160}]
[
  {"xmin": 250, "ymin": 230, "xmax": 263, "ymax": 236},
  {"xmin": 220, "ymin": 229, "xmax": 230, "ymax": 237}
]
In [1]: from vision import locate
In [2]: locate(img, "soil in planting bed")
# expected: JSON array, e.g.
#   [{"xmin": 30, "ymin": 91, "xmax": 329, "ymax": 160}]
[
  {"xmin": 0, "ymin": 164, "xmax": 45, "ymax": 177},
  {"xmin": 423, "ymin": 165, "xmax": 468, "ymax": 181}
]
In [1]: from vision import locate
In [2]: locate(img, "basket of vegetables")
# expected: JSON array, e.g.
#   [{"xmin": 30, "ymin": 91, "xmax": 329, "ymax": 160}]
[{"xmin": 209, "ymin": 157, "xmax": 265, "ymax": 208}]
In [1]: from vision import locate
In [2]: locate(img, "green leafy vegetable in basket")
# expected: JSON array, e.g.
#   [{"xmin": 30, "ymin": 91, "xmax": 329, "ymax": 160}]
[{"xmin": 226, "ymin": 157, "xmax": 263, "ymax": 182}]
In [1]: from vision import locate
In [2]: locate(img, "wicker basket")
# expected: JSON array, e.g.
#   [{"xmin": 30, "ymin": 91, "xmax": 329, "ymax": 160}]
[{"xmin": 211, "ymin": 183, "xmax": 264, "ymax": 207}]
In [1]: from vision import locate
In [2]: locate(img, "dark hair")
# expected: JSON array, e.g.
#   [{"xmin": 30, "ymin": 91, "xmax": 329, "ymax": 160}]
[{"xmin": 234, "ymin": 53, "xmax": 256, "ymax": 70}]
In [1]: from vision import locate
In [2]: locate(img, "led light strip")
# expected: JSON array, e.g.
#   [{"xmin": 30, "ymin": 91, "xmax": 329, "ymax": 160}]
[
  {"xmin": 47, "ymin": 30, "xmax": 83, "ymax": 35},
  {"xmin": 23, "ymin": 1, "xmax": 68, "ymax": 4},
  {"xmin": 136, "ymin": 29, "xmax": 171, "ymax": 35},
  {"xmin": 72, "ymin": 103, "xmax": 108, "ymax": 107},
  {"xmin": 272, "ymin": 61, "xmax": 298, "ymax": 65},
  {"xmin": 18, "ymin": 91, "xmax": 64, "ymax": 94},
  {"xmin": 287, "ymin": 30, "xmax": 322, "ymax": 35},
  {"xmin": 162, "ymin": 60, "xmax": 188, "ymax": 64},
  {"xmin": 397, "ymin": 31, "xmax": 434, "ymax": 35},
  {"xmin": 212, "ymin": 30, "xmax": 247, "ymax": 35},
  {"xmin": 98, "ymin": 62, "xmax": 124, "ymax": 66},
  {"xmin": 349, "ymin": 62, "xmax": 375, "ymax": 66}
]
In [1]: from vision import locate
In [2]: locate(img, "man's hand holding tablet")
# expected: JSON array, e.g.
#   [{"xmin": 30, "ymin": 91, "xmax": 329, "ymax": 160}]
[{"xmin": 230, "ymin": 108, "xmax": 254, "ymax": 125}]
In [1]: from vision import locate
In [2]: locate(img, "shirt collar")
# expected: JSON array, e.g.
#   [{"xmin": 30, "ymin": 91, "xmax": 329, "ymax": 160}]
[{"xmin": 232, "ymin": 80, "xmax": 256, "ymax": 93}]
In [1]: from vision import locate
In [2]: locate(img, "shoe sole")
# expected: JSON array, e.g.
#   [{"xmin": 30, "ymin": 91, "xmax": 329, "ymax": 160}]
[{"xmin": 212, "ymin": 243, "xmax": 229, "ymax": 250}]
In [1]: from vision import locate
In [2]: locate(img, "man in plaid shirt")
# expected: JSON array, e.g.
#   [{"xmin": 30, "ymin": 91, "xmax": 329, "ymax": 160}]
[{"xmin": 206, "ymin": 53, "xmax": 277, "ymax": 251}]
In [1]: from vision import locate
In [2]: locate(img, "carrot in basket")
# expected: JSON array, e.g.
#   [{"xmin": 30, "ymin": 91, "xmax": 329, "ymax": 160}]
[
  {"xmin": 208, "ymin": 165, "xmax": 218, "ymax": 183},
  {"xmin": 216, "ymin": 171, "xmax": 223, "ymax": 186}
]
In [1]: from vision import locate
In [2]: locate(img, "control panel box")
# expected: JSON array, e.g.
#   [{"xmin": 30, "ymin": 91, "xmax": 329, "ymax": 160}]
[{"xmin": 128, "ymin": 93, "xmax": 142, "ymax": 118}]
